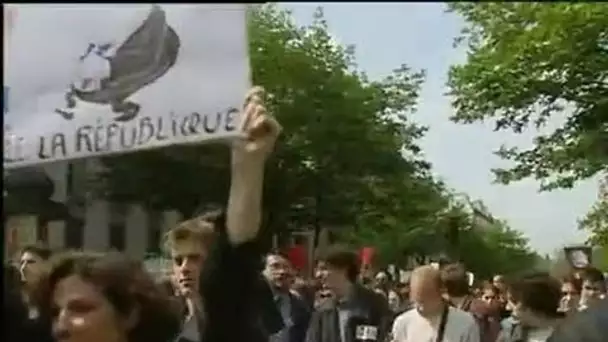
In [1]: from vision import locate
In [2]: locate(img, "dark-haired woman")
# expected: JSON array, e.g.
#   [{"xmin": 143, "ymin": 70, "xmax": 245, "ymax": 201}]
[{"xmin": 34, "ymin": 252, "xmax": 182, "ymax": 342}]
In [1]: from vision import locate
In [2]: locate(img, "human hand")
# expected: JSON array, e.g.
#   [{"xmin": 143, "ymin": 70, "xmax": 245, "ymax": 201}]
[{"xmin": 232, "ymin": 86, "xmax": 281, "ymax": 163}]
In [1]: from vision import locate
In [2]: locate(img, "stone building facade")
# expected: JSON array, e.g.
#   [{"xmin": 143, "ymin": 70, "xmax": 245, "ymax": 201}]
[{"xmin": 5, "ymin": 159, "xmax": 182, "ymax": 259}]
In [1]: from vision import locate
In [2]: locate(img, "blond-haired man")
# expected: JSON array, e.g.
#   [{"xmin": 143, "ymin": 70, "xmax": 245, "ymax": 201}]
[{"xmin": 392, "ymin": 265, "xmax": 479, "ymax": 342}]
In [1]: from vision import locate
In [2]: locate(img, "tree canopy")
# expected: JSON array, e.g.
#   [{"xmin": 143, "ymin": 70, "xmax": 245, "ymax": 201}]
[
  {"xmin": 95, "ymin": 4, "xmax": 537, "ymax": 273},
  {"xmin": 447, "ymin": 3, "xmax": 607, "ymax": 191},
  {"xmin": 579, "ymin": 191, "xmax": 608, "ymax": 247},
  {"xmin": 448, "ymin": 3, "xmax": 608, "ymax": 247}
]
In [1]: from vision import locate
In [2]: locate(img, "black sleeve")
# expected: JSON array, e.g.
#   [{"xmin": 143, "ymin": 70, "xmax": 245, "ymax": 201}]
[
  {"xmin": 374, "ymin": 292, "xmax": 392, "ymax": 342},
  {"xmin": 256, "ymin": 278, "xmax": 285, "ymax": 335},
  {"xmin": 198, "ymin": 213, "xmax": 270, "ymax": 342}
]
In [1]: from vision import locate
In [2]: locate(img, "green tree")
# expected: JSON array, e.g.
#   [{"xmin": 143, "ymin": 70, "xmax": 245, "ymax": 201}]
[
  {"xmin": 458, "ymin": 219, "xmax": 539, "ymax": 279},
  {"xmin": 580, "ymin": 174, "xmax": 608, "ymax": 247},
  {"xmin": 580, "ymin": 198, "xmax": 608, "ymax": 247},
  {"xmin": 96, "ymin": 4, "xmax": 441, "ymax": 249},
  {"xmin": 339, "ymin": 176, "xmax": 451, "ymax": 266},
  {"xmin": 447, "ymin": 3, "xmax": 608, "ymax": 191}
]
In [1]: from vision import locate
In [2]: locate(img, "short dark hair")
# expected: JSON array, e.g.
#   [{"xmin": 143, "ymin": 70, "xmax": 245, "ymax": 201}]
[
  {"xmin": 508, "ymin": 272, "xmax": 561, "ymax": 318},
  {"xmin": 264, "ymin": 250, "xmax": 290, "ymax": 266},
  {"xmin": 316, "ymin": 245, "xmax": 359, "ymax": 282},
  {"xmin": 20, "ymin": 244, "xmax": 52, "ymax": 261},
  {"xmin": 441, "ymin": 263, "xmax": 470, "ymax": 297}
]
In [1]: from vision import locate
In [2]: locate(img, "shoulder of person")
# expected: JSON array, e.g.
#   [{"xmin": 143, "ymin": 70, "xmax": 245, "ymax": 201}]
[
  {"xmin": 392, "ymin": 308, "xmax": 418, "ymax": 327},
  {"xmin": 354, "ymin": 284, "xmax": 384, "ymax": 304},
  {"xmin": 547, "ymin": 298, "xmax": 608, "ymax": 342},
  {"xmin": 447, "ymin": 306, "xmax": 477, "ymax": 326},
  {"xmin": 290, "ymin": 291, "xmax": 312, "ymax": 313}
]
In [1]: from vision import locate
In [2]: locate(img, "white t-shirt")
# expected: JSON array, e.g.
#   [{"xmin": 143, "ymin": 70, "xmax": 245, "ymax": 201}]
[{"xmin": 391, "ymin": 306, "xmax": 480, "ymax": 342}]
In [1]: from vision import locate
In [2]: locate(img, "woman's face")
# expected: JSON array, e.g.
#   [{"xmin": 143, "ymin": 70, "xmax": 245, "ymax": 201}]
[
  {"xmin": 52, "ymin": 275, "xmax": 131, "ymax": 342},
  {"xmin": 481, "ymin": 288, "xmax": 499, "ymax": 307}
]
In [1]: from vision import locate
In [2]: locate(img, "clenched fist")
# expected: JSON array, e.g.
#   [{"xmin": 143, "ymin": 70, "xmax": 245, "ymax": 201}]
[{"xmin": 232, "ymin": 86, "xmax": 281, "ymax": 162}]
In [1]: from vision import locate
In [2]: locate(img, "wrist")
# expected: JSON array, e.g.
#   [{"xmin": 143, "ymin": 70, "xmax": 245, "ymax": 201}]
[{"xmin": 231, "ymin": 150, "xmax": 266, "ymax": 170}]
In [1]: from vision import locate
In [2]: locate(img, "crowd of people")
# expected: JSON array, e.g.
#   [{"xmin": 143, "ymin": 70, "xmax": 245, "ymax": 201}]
[{"xmin": 3, "ymin": 88, "xmax": 608, "ymax": 342}]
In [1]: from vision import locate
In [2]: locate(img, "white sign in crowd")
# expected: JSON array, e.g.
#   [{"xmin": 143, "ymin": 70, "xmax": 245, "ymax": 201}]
[{"xmin": 4, "ymin": 4, "xmax": 250, "ymax": 169}]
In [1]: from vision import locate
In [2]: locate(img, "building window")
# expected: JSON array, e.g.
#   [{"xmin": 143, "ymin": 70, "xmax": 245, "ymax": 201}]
[
  {"xmin": 108, "ymin": 204, "xmax": 127, "ymax": 252},
  {"xmin": 65, "ymin": 217, "xmax": 84, "ymax": 249},
  {"xmin": 37, "ymin": 217, "xmax": 49, "ymax": 244},
  {"xmin": 109, "ymin": 222, "xmax": 126, "ymax": 251},
  {"xmin": 147, "ymin": 210, "xmax": 162, "ymax": 255}
]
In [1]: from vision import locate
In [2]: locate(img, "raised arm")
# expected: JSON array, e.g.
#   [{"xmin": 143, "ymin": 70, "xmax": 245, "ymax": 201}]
[
  {"xmin": 226, "ymin": 86, "xmax": 280, "ymax": 245},
  {"xmin": 199, "ymin": 87, "xmax": 281, "ymax": 342}
]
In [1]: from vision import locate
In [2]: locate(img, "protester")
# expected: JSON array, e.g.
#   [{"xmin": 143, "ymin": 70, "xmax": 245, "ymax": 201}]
[
  {"xmin": 480, "ymin": 281, "xmax": 501, "ymax": 310},
  {"xmin": 493, "ymin": 275, "xmax": 510, "ymax": 313},
  {"xmin": 164, "ymin": 214, "xmax": 215, "ymax": 342},
  {"xmin": 498, "ymin": 272, "xmax": 563, "ymax": 342},
  {"xmin": 33, "ymin": 252, "xmax": 182, "ymax": 342},
  {"xmin": 4, "ymin": 263, "xmax": 50, "ymax": 342},
  {"xmin": 578, "ymin": 267, "xmax": 605, "ymax": 311},
  {"xmin": 441, "ymin": 264, "xmax": 500, "ymax": 342},
  {"xmin": 263, "ymin": 252, "xmax": 311, "ymax": 342},
  {"xmin": 558, "ymin": 275, "xmax": 582, "ymax": 315},
  {"xmin": 374, "ymin": 271, "xmax": 391, "ymax": 295},
  {"xmin": 19, "ymin": 243, "xmax": 52, "ymax": 319},
  {"xmin": 493, "ymin": 275, "xmax": 507, "ymax": 294},
  {"xmin": 546, "ymin": 297, "xmax": 608, "ymax": 342},
  {"xmin": 306, "ymin": 245, "xmax": 391, "ymax": 342},
  {"xmin": 392, "ymin": 265, "xmax": 480, "ymax": 342},
  {"xmin": 184, "ymin": 85, "xmax": 282, "ymax": 342}
]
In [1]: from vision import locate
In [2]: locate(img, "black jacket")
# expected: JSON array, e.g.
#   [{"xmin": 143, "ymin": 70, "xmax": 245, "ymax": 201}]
[
  {"xmin": 305, "ymin": 284, "xmax": 391, "ymax": 342},
  {"xmin": 198, "ymin": 214, "xmax": 282, "ymax": 342},
  {"xmin": 286, "ymin": 292, "xmax": 312, "ymax": 342},
  {"xmin": 266, "ymin": 290, "xmax": 311, "ymax": 342},
  {"xmin": 4, "ymin": 267, "xmax": 54, "ymax": 342},
  {"xmin": 546, "ymin": 298, "xmax": 608, "ymax": 342}
]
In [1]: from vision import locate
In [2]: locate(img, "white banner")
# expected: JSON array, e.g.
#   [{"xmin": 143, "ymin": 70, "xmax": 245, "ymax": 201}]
[{"xmin": 4, "ymin": 4, "xmax": 250, "ymax": 169}]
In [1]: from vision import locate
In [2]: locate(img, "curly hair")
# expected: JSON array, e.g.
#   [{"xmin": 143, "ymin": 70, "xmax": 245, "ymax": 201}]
[{"xmin": 33, "ymin": 251, "xmax": 181, "ymax": 342}]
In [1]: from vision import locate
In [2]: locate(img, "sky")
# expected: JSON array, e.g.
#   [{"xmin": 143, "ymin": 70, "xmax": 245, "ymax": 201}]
[{"xmin": 280, "ymin": 2, "xmax": 600, "ymax": 254}]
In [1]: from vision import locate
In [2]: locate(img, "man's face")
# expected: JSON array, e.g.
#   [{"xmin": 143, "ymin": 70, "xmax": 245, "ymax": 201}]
[
  {"xmin": 409, "ymin": 275, "xmax": 442, "ymax": 315},
  {"xmin": 559, "ymin": 282, "xmax": 580, "ymax": 312},
  {"xmin": 581, "ymin": 279, "xmax": 604, "ymax": 305},
  {"xmin": 315, "ymin": 261, "xmax": 347, "ymax": 291},
  {"xmin": 263, "ymin": 254, "xmax": 292, "ymax": 289},
  {"xmin": 171, "ymin": 241, "xmax": 206, "ymax": 297},
  {"xmin": 397, "ymin": 283, "xmax": 410, "ymax": 298},
  {"xmin": 20, "ymin": 251, "xmax": 45, "ymax": 286}
]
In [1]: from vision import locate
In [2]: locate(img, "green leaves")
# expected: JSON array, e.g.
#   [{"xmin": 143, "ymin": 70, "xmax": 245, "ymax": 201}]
[
  {"xmin": 448, "ymin": 3, "xmax": 608, "ymax": 191},
  {"xmin": 94, "ymin": 4, "xmax": 538, "ymax": 271},
  {"xmin": 579, "ymin": 179, "xmax": 608, "ymax": 247}
]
